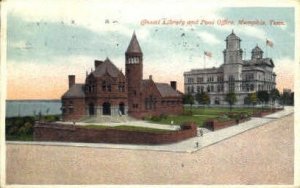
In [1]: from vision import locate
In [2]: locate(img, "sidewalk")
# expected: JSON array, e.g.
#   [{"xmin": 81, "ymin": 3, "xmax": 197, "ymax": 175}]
[{"xmin": 7, "ymin": 106, "xmax": 294, "ymax": 153}]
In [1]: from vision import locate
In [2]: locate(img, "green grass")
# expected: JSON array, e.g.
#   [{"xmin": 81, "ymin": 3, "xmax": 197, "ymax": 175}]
[
  {"xmin": 147, "ymin": 107, "xmax": 262, "ymax": 127},
  {"xmin": 6, "ymin": 134, "xmax": 33, "ymax": 141},
  {"xmin": 190, "ymin": 107, "xmax": 259, "ymax": 115},
  {"xmin": 83, "ymin": 125, "xmax": 109, "ymax": 130},
  {"xmin": 83, "ymin": 125, "xmax": 172, "ymax": 133},
  {"xmin": 149, "ymin": 115, "xmax": 216, "ymax": 127}
]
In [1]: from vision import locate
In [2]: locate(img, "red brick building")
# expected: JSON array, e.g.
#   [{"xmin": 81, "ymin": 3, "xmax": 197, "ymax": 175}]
[{"xmin": 62, "ymin": 32, "xmax": 183, "ymax": 121}]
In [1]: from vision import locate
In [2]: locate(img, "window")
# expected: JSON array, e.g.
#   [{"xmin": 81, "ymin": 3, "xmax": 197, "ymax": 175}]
[
  {"xmin": 217, "ymin": 85, "xmax": 223, "ymax": 92},
  {"xmin": 244, "ymin": 73, "xmax": 254, "ymax": 81},
  {"xmin": 102, "ymin": 81, "xmax": 112, "ymax": 92},
  {"xmin": 145, "ymin": 95, "xmax": 156, "ymax": 110},
  {"xmin": 187, "ymin": 77, "xmax": 194, "ymax": 83},
  {"xmin": 102, "ymin": 81, "xmax": 106, "ymax": 91},
  {"xmin": 118, "ymin": 82, "xmax": 125, "ymax": 92},
  {"xmin": 62, "ymin": 108, "xmax": 67, "ymax": 114},
  {"xmin": 217, "ymin": 76, "xmax": 223, "ymax": 82},
  {"xmin": 207, "ymin": 76, "xmax": 214, "ymax": 83},
  {"xmin": 228, "ymin": 75, "xmax": 235, "ymax": 92},
  {"xmin": 197, "ymin": 77, "xmax": 203, "ymax": 83}
]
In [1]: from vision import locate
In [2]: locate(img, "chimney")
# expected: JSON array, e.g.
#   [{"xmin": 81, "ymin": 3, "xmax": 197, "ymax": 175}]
[
  {"xmin": 94, "ymin": 60, "xmax": 103, "ymax": 68},
  {"xmin": 68, "ymin": 75, "xmax": 75, "ymax": 88},
  {"xmin": 170, "ymin": 81, "xmax": 177, "ymax": 90},
  {"xmin": 149, "ymin": 75, "xmax": 152, "ymax": 80}
]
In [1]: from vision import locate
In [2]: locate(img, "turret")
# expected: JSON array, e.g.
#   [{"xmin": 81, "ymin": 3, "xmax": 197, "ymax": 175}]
[
  {"xmin": 125, "ymin": 32, "xmax": 143, "ymax": 112},
  {"xmin": 251, "ymin": 45, "xmax": 263, "ymax": 60},
  {"xmin": 223, "ymin": 30, "xmax": 243, "ymax": 64}
]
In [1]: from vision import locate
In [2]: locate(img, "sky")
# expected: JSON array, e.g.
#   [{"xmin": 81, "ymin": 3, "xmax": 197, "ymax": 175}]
[{"xmin": 6, "ymin": 0, "xmax": 296, "ymax": 99}]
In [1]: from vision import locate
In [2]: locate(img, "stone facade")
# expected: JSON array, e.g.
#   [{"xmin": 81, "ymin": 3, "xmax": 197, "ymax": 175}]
[
  {"xmin": 184, "ymin": 31, "xmax": 276, "ymax": 105},
  {"xmin": 62, "ymin": 32, "xmax": 183, "ymax": 121}
]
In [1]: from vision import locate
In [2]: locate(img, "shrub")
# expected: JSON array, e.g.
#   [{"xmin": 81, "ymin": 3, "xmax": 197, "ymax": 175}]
[
  {"xmin": 182, "ymin": 111, "xmax": 193, "ymax": 116},
  {"xmin": 159, "ymin": 113, "xmax": 168, "ymax": 119},
  {"xmin": 216, "ymin": 114, "xmax": 231, "ymax": 122},
  {"xmin": 18, "ymin": 122, "xmax": 33, "ymax": 135}
]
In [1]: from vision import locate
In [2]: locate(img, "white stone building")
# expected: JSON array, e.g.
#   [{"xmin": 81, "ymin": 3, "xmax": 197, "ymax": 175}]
[{"xmin": 183, "ymin": 31, "xmax": 276, "ymax": 105}]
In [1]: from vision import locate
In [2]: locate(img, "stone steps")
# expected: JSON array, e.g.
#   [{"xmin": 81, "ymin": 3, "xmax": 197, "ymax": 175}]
[{"xmin": 79, "ymin": 115, "xmax": 136, "ymax": 123}]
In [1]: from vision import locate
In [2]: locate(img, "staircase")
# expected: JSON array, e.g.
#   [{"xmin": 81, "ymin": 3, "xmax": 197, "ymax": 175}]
[{"xmin": 78, "ymin": 115, "xmax": 136, "ymax": 123}]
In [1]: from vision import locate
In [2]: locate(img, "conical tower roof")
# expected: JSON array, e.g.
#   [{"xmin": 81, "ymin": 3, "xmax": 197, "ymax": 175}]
[
  {"xmin": 226, "ymin": 30, "xmax": 240, "ymax": 40},
  {"xmin": 126, "ymin": 31, "xmax": 142, "ymax": 54},
  {"xmin": 252, "ymin": 45, "xmax": 263, "ymax": 53}
]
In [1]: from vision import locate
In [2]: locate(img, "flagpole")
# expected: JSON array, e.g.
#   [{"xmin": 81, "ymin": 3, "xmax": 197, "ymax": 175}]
[
  {"xmin": 204, "ymin": 52, "xmax": 206, "ymax": 69},
  {"xmin": 266, "ymin": 39, "xmax": 268, "ymax": 57}
]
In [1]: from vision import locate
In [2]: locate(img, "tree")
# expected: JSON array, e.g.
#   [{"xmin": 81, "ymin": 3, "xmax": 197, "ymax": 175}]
[
  {"xmin": 195, "ymin": 92, "xmax": 210, "ymax": 107},
  {"xmin": 244, "ymin": 95, "xmax": 251, "ymax": 106},
  {"xmin": 256, "ymin": 90, "xmax": 269, "ymax": 108},
  {"xmin": 269, "ymin": 88, "xmax": 280, "ymax": 108},
  {"xmin": 280, "ymin": 91, "xmax": 294, "ymax": 107},
  {"xmin": 183, "ymin": 94, "xmax": 194, "ymax": 111},
  {"xmin": 248, "ymin": 92, "xmax": 257, "ymax": 112},
  {"xmin": 225, "ymin": 92, "xmax": 237, "ymax": 111}
]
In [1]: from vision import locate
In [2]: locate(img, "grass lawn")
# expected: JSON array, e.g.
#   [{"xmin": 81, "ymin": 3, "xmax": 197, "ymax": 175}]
[
  {"xmin": 84, "ymin": 125, "xmax": 172, "ymax": 133},
  {"xmin": 147, "ymin": 107, "xmax": 261, "ymax": 127},
  {"xmin": 6, "ymin": 134, "xmax": 33, "ymax": 141},
  {"xmin": 190, "ymin": 107, "xmax": 259, "ymax": 115}
]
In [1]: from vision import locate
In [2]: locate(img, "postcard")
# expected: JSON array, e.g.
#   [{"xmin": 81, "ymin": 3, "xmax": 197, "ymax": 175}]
[{"xmin": 1, "ymin": 0, "xmax": 299, "ymax": 187}]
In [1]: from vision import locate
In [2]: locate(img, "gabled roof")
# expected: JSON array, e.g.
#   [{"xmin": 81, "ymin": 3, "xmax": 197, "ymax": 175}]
[
  {"xmin": 141, "ymin": 80, "xmax": 182, "ymax": 98},
  {"xmin": 126, "ymin": 32, "xmax": 142, "ymax": 54},
  {"xmin": 155, "ymin": 83, "xmax": 182, "ymax": 97},
  {"xmin": 62, "ymin": 84, "xmax": 85, "ymax": 98},
  {"xmin": 92, "ymin": 58, "xmax": 122, "ymax": 78}
]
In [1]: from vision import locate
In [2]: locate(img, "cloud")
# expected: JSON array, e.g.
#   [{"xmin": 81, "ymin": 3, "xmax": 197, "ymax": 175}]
[
  {"xmin": 197, "ymin": 31, "xmax": 221, "ymax": 45},
  {"xmin": 7, "ymin": 0, "xmax": 222, "ymax": 35}
]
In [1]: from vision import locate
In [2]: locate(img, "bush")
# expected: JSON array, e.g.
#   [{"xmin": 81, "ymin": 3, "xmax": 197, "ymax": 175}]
[
  {"xmin": 18, "ymin": 122, "xmax": 33, "ymax": 135},
  {"xmin": 216, "ymin": 114, "xmax": 231, "ymax": 122},
  {"xmin": 182, "ymin": 111, "xmax": 193, "ymax": 116},
  {"xmin": 42, "ymin": 115, "xmax": 60, "ymax": 122},
  {"xmin": 216, "ymin": 111, "xmax": 252, "ymax": 122},
  {"xmin": 5, "ymin": 115, "xmax": 60, "ymax": 141}
]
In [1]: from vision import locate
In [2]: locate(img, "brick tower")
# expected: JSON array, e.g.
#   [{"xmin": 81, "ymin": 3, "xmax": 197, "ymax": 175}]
[{"xmin": 125, "ymin": 32, "xmax": 143, "ymax": 115}]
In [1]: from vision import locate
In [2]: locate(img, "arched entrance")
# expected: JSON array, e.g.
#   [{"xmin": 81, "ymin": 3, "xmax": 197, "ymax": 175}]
[
  {"xmin": 102, "ymin": 102, "xmax": 111, "ymax": 115},
  {"xmin": 119, "ymin": 102, "xmax": 125, "ymax": 115},
  {"xmin": 89, "ymin": 103, "xmax": 95, "ymax": 116}
]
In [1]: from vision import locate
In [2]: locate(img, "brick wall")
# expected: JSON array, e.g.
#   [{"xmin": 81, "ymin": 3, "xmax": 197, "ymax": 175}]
[
  {"xmin": 34, "ymin": 122, "xmax": 197, "ymax": 145},
  {"xmin": 62, "ymin": 98, "xmax": 85, "ymax": 121},
  {"xmin": 204, "ymin": 118, "xmax": 251, "ymax": 131}
]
